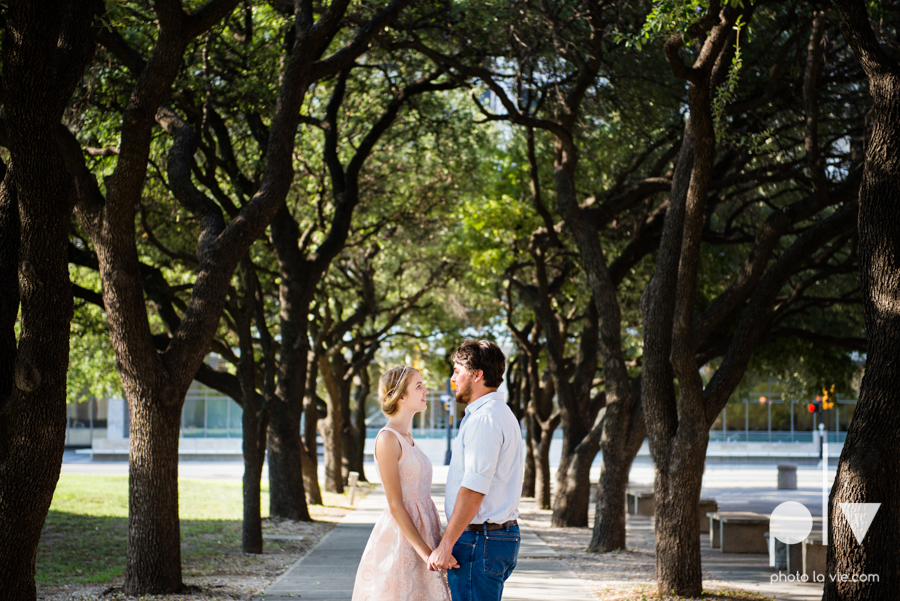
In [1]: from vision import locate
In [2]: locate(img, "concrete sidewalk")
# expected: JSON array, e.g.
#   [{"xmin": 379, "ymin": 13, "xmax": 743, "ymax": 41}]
[
  {"xmin": 262, "ymin": 473, "xmax": 831, "ymax": 601},
  {"xmin": 262, "ymin": 486, "xmax": 594, "ymax": 601}
]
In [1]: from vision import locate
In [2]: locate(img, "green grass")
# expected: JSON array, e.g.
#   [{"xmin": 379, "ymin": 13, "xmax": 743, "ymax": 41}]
[{"xmin": 38, "ymin": 474, "xmax": 271, "ymax": 585}]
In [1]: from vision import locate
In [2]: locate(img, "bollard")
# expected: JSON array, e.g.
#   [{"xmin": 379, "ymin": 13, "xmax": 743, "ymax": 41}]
[
  {"xmin": 348, "ymin": 471, "xmax": 359, "ymax": 506},
  {"xmin": 777, "ymin": 464, "xmax": 797, "ymax": 490}
]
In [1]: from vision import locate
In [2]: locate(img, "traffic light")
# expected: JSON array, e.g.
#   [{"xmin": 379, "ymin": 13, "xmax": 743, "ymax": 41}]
[
  {"xmin": 808, "ymin": 397, "xmax": 822, "ymax": 414},
  {"xmin": 821, "ymin": 385, "xmax": 836, "ymax": 410}
]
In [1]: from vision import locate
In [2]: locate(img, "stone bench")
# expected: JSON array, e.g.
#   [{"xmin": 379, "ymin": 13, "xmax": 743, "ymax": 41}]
[
  {"xmin": 626, "ymin": 489, "xmax": 717, "ymax": 534},
  {"xmin": 625, "ymin": 487, "xmax": 655, "ymax": 516},
  {"xmin": 697, "ymin": 499, "xmax": 718, "ymax": 534},
  {"xmin": 765, "ymin": 517, "xmax": 823, "ymax": 573},
  {"xmin": 625, "ymin": 488, "xmax": 717, "ymax": 534},
  {"xmin": 708, "ymin": 511, "xmax": 769, "ymax": 553},
  {"xmin": 802, "ymin": 537, "xmax": 827, "ymax": 577}
]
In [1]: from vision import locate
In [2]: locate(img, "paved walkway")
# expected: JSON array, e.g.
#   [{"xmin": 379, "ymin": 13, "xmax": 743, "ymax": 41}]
[
  {"xmin": 62, "ymin": 452, "xmax": 834, "ymax": 600},
  {"xmin": 263, "ymin": 479, "xmax": 827, "ymax": 600},
  {"xmin": 262, "ymin": 486, "xmax": 594, "ymax": 601}
]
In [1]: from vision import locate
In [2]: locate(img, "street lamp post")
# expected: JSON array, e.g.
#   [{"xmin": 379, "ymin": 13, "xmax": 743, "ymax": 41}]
[{"xmin": 444, "ymin": 379, "xmax": 453, "ymax": 465}]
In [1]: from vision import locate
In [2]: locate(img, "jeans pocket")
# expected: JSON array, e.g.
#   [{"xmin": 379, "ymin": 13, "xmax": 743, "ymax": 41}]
[
  {"xmin": 452, "ymin": 537, "xmax": 476, "ymax": 571},
  {"xmin": 483, "ymin": 533, "xmax": 520, "ymax": 576}
]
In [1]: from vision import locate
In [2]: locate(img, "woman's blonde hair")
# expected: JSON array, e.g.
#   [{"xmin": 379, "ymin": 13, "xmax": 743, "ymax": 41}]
[{"xmin": 379, "ymin": 366, "xmax": 418, "ymax": 416}]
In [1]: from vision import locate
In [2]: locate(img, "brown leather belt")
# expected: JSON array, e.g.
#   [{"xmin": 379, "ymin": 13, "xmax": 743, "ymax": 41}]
[{"xmin": 465, "ymin": 519, "xmax": 517, "ymax": 532}]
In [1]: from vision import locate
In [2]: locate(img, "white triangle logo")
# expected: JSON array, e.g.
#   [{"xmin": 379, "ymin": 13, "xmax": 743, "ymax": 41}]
[{"xmin": 839, "ymin": 503, "xmax": 881, "ymax": 545}]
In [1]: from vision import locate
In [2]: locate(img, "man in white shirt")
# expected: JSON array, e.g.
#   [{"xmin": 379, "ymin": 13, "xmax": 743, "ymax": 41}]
[{"xmin": 427, "ymin": 340, "xmax": 524, "ymax": 601}]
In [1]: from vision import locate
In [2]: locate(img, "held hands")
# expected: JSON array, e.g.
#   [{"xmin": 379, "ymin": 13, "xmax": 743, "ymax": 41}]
[{"xmin": 426, "ymin": 542, "xmax": 459, "ymax": 571}]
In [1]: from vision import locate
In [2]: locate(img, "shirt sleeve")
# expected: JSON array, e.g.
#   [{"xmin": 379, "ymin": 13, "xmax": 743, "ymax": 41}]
[{"xmin": 460, "ymin": 414, "xmax": 503, "ymax": 495}]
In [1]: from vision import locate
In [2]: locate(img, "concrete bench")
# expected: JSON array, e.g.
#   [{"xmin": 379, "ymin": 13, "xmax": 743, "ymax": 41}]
[
  {"xmin": 802, "ymin": 537, "xmax": 827, "ymax": 577},
  {"xmin": 625, "ymin": 487, "xmax": 655, "ymax": 516},
  {"xmin": 698, "ymin": 499, "xmax": 718, "ymax": 534},
  {"xmin": 708, "ymin": 511, "xmax": 769, "ymax": 553},
  {"xmin": 626, "ymin": 489, "xmax": 717, "ymax": 533}
]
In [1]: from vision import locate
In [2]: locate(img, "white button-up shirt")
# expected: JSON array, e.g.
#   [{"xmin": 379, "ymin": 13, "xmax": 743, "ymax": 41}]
[{"xmin": 445, "ymin": 391, "xmax": 524, "ymax": 525}]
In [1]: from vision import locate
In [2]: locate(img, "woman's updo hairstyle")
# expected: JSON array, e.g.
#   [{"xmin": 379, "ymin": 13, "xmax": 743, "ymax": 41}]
[{"xmin": 379, "ymin": 365, "xmax": 418, "ymax": 417}]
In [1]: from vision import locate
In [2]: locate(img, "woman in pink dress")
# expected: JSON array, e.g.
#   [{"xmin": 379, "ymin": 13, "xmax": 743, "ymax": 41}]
[{"xmin": 352, "ymin": 366, "xmax": 454, "ymax": 601}]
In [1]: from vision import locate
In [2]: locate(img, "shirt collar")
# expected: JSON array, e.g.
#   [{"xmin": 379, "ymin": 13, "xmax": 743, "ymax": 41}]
[{"xmin": 464, "ymin": 390, "xmax": 503, "ymax": 416}]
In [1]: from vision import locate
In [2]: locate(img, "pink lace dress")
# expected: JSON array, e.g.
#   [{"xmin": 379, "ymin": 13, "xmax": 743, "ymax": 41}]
[{"xmin": 352, "ymin": 427, "xmax": 451, "ymax": 601}]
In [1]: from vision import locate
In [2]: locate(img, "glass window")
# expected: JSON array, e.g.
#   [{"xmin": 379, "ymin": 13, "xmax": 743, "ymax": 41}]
[
  {"xmin": 206, "ymin": 397, "xmax": 229, "ymax": 438},
  {"xmin": 182, "ymin": 388, "xmax": 206, "ymax": 438},
  {"xmin": 229, "ymin": 401, "xmax": 243, "ymax": 438}
]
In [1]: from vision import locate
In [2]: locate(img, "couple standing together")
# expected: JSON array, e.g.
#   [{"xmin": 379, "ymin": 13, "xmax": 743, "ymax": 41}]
[{"xmin": 352, "ymin": 339, "xmax": 524, "ymax": 601}]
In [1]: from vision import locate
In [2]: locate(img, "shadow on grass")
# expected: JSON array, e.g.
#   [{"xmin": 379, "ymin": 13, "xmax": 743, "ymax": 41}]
[{"xmin": 38, "ymin": 511, "xmax": 255, "ymax": 586}]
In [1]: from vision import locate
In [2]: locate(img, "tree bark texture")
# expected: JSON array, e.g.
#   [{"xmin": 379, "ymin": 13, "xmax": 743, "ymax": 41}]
[
  {"xmin": 268, "ymin": 390, "xmax": 313, "ymax": 519},
  {"xmin": 124, "ymin": 395, "xmax": 184, "ymax": 593},
  {"xmin": 525, "ymin": 354, "xmax": 557, "ymax": 510},
  {"xmin": 826, "ymin": 2, "xmax": 900, "ymax": 598},
  {"xmin": 521, "ymin": 414, "xmax": 536, "ymax": 499},
  {"xmin": 589, "ymin": 390, "xmax": 645, "ymax": 552},
  {"xmin": 344, "ymin": 368, "xmax": 370, "ymax": 482},
  {"xmin": 319, "ymin": 350, "xmax": 347, "ymax": 494},
  {"xmin": 509, "ymin": 357, "xmax": 535, "ymax": 498},
  {"xmin": 235, "ymin": 259, "xmax": 268, "ymax": 554},
  {"xmin": 554, "ymin": 122, "xmax": 650, "ymax": 548},
  {"xmin": 508, "ymin": 249, "xmax": 601, "ymax": 527},
  {"xmin": 0, "ymin": 3, "xmax": 96, "ymax": 599},
  {"xmin": 269, "ymin": 205, "xmax": 318, "ymax": 516},
  {"xmin": 641, "ymin": 8, "xmax": 737, "ymax": 595},
  {"xmin": 550, "ymin": 302, "xmax": 601, "ymax": 527}
]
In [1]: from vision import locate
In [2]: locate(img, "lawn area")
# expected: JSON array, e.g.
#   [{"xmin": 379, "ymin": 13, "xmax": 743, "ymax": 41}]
[{"xmin": 38, "ymin": 473, "xmax": 369, "ymax": 589}]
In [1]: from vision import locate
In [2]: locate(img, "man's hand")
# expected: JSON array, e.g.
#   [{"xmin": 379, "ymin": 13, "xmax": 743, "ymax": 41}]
[{"xmin": 427, "ymin": 541, "xmax": 459, "ymax": 571}]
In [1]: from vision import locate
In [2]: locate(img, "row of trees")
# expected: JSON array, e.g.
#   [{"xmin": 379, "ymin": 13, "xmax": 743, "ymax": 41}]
[{"xmin": 0, "ymin": 0, "xmax": 894, "ymax": 600}]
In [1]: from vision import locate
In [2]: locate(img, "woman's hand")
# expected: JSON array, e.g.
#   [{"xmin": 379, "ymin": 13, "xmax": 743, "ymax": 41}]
[{"xmin": 427, "ymin": 541, "xmax": 459, "ymax": 571}]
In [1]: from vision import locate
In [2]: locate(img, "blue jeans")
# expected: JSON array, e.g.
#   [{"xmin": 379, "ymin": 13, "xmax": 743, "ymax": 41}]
[{"xmin": 447, "ymin": 524, "xmax": 520, "ymax": 601}]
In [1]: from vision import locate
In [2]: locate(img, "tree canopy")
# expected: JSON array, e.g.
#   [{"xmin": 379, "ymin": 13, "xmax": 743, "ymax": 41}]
[{"xmin": 0, "ymin": 0, "xmax": 878, "ymax": 598}]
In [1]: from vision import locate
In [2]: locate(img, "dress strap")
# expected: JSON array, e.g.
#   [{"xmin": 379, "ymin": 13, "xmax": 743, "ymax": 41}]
[
  {"xmin": 375, "ymin": 426, "xmax": 410, "ymax": 464},
  {"xmin": 380, "ymin": 426, "xmax": 412, "ymax": 447}
]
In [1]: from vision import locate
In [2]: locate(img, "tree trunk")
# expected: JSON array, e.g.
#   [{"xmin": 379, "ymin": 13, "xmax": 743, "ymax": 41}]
[
  {"xmin": 653, "ymin": 427, "xmax": 708, "ymax": 595},
  {"xmin": 522, "ymin": 414, "xmax": 536, "ymax": 498},
  {"xmin": 302, "ymin": 344, "xmax": 323, "ymax": 505},
  {"xmin": 302, "ymin": 399, "xmax": 324, "ymax": 507},
  {"xmin": 321, "ymin": 401, "xmax": 345, "ymax": 494},
  {"xmin": 317, "ymin": 345, "xmax": 347, "ymax": 494},
  {"xmin": 268, "ymin": 397, "xmax": 312, "ymax": 519},
  {"xmin": 268, "ymin": 211, "xmax": 316, "ymax": 516},
  {"xmin": 590, "ymin": 394, "xmax": 645, "ymax": 552},
  {"xmin": 551, "ymin": 436, "xmax": 598, "ymax": 527},
  {"xmin": 242, "ymin": 407, "xmax": 265, "ymax": 554},
  {"xmin": 0, "ymin": 4, "xmax": 94, "ymax": 599},
  {"xmin": 234, "ymin": 258, "xmax": 266, "ymax": 554},
  {"xmin": 589, "ymin": 445, "xmax": 632, "ymax": 553},
  {"xmin": 827, "ymin": 4, "xmax": 900, "ymax": 596},
  {"xmin": 641, "ymin": 7, "xmax": 738, "ymax": 593},
  {"xmin": 300, "ymin": 434, "xmax": 322, "ymax": 506},
  {"xmin": 533, "ymin": 421, "xmax": 555, "ymax": 510},
  {"xmin": 124, "ymin": 394, "xmax": 184, "ymax": 594},
  {"xmin": 547, "ymin": 303, "xmax": 600, "ymax": 528},
  {"xmin": 343, "ymin": 371, "xmax": 369, "ymax": 482},
  {"xmin": 0, "ymin": 160, "xmax": 75, "ymax": 599}
]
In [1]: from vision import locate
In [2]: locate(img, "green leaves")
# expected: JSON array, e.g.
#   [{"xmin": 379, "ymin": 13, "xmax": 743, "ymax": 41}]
[{"xmin": 616, "ymin": 0, "xmax": 748, "ymax": 50}]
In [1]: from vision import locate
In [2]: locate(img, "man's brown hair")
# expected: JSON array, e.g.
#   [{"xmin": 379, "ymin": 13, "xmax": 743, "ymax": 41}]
[{"xmin": 451, "ymin": 339, "xmax": 505, "ymax": 388}]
